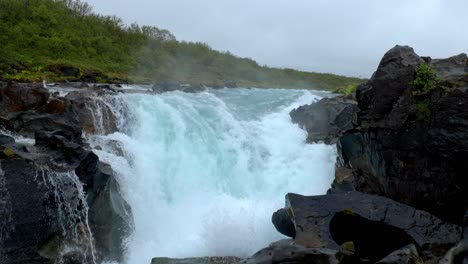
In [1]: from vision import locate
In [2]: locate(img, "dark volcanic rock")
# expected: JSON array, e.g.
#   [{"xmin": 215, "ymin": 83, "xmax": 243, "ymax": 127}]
[
  {"xmin": 335, "ymin": 45, "xmax": 468, "ymax": 224},
  {"xmin": 431, "ymin": 53, "xmax": 468, "ymax": 79},
  {"xmin": 0, "ymin": 156, "xmax": 94, "ymax": 264},
  {"xmin": 357, "ymin": 45, "xmax": 422, "ymax": 129},
  {"xmin": 376, "ymin": 244, "xmax": 420, "ymax": 264},
  {"xmin": 240, "ymin": 239, "xmax": 351, "ymax": 264},
  {"xmin": 35, "ymin": 130, "xmax": 89, "ymax": 166},
  {"xmin": 224, "ymin": 80, "xmax": 237, "ymax": 88},
  {"xmin": 290, "ymin": 96, "xmax": 358, "ymax": 144},
  {"xmin": 0, "ymin": 83, "xmax": 131, "ymax": 263},
  {"xmin": 280, "ymin": 192, "xmax": 460, "ymax": 262},
  {"xmin": 65, "ymin": 89, "xmax": 119, "ymax": 134},
  {"xmin": 10, "ymin": 112, "xmax": 82, "ymax": 140},
  {"xmin": 0, "ymin": 82, "xmax": 49, "ymax": 115},
  {"xmin": 152, "ymin": 82, "xmax": 206, "ymax": 93},
  {"xmin": 88, "ymin": 163, "xmax": 132, "ymax": 263},
  {"xmin": 45, "ymin": 98, "xmax": 67, "ymax": 114},
  {"xmin": 272, "ymin": 208, "xmax": 296, "ymax": 238}
]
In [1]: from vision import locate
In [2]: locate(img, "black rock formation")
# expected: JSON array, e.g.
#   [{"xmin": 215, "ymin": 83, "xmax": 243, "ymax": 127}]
[
  {"xmin": 334, "ymin": 45, "xmax": 468, "ymax": 224},
  {"xmin": 0, "ymin": 82, "xmax": 131, "ymax": 263},
  {"xmin": 290, "ymin": 96, "xmax": 359, "ymax": 144}
]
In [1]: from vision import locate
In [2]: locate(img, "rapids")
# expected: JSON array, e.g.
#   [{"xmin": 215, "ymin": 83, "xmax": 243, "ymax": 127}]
[{"xmin": 88, "ymin": 87, "xmax": 336, "ymax": 264}]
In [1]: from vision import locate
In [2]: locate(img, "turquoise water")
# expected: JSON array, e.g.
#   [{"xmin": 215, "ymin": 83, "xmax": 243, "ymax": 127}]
[{"xmin": 91, "ymin": 87, "xmax": 336, "ymax": 264}]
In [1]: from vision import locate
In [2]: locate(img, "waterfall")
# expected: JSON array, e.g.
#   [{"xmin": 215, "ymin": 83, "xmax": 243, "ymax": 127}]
[
  {"xmin": 88, "ymin": 87, "xmax": 336, "ymax": 264},
  {"xmin": 37, "ymin": 169, "xmax": 97, "ymax": 264}
]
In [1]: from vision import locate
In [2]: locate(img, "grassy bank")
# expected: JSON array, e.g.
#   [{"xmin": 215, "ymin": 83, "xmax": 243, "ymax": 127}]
[{"xmin": 0, "ymin": 0, "xmax": 365, "ymax": 91}]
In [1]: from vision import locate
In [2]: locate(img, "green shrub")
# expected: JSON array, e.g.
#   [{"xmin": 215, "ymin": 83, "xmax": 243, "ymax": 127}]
[{"xmin": 410, "ymin": 63, "xmax": 440, "ymax": 93}]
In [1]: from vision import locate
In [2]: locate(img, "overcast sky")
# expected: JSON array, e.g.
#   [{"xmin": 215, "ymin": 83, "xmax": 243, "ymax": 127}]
[{"xmin": 86, "ymin": 0, "xmax": 468, "ymax": 78}]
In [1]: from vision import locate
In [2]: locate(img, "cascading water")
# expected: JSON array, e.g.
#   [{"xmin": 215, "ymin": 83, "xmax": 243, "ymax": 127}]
[
  {"xmin": 40, "ymin": 170, "xmax": 97, "ymax": 263},
  {"xmin": 88, "ymin": 87, "xmax": 336, "ymax": 264}
]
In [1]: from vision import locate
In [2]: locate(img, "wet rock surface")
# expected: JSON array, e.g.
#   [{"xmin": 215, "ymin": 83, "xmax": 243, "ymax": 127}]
[
  {"xmin": 152, "ymin": 80, "xmax": 238, "ymax": 93},
  {"xmin": 240, "ymin": 239, "xmax": 350, "ymax": 264},
  {"xmin": 282, "ymin": 192, "xmax": 460, "ymax": 262},
  {"xmin": 0, "ymin": 82, "xmax": 131, "ymax": 263},
  {"xmin": 265, "ymin": 45, "xmax": 468, "ymax": 264},
  {"xmin": 290, "ymin": 96, "xmax": 359, "ymax": 144},
  {"xmin": 335, "ymin": 45, "xmax": 468, "ymax": 224}
]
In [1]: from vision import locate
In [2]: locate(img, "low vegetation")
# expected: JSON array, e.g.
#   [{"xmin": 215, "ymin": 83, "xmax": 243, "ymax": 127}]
[
  {"xmin": 410, "ymin": 63, "xmax": 440, "ymax": 93},
  {"xmin": 410, "ymin": 63, "xmax": 441, "ymax": 121},
  {"xmin": 0, "ymin": 0, "xmax": 365, "ymax": 91}
]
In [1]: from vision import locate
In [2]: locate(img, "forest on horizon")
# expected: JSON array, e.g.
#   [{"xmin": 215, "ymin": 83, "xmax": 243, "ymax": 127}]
[{"xmin": 0, "ymin": 0, "xmax": 364, "ymax": 91}]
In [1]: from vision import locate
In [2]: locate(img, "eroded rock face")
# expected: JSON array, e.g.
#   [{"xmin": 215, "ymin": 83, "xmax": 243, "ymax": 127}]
[
  {"xmin": 431, "ymin": 53, "xmax": 468, "ymax": 79},
  {"xmin": 0, "ymin": 82, "xmax": 49, "ymax": 114},
  {"xmin": 335, "ymin": 45, "xmax": 468, "ymax": 224},
  {"xmin": 88, "ymin": 164, "xmax": 132, "ymax": 263},
  {"xmin": 357, "ymin": 45, "xmax": 423, "ymax": 129},
  {"xmin": 275, "ymin": 192, "xmax": 461, "ymax": 263},
  {"xmin": 0, "ymin": 83, "xmax": 131, "ymax": 263},
  {"xmin": 290, "ymin": 96, "xmax": 359, "ymax": 144},
  {"xmin": 0, "ymin": 148, "xmax": 95, "ymax": 263}
]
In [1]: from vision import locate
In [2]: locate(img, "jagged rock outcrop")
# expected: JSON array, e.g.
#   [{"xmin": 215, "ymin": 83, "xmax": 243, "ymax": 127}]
[
  {"xmin": 0, "ymin": 82, "xmax": 131, "ymax": 263},
  {"xmin": 0, "ymin": 136, "xmax": 95, "ymax": 263},
  {"xmin": 272, "ymin": 192, "xmax": 460, "ymax": 263},
  {"xmin": 290, "ymin": 96, "xmax": 359, "ymax": 144},
  {"xmin": 334, "ymin": 45, "xmax": 468, "ymax": 224}
]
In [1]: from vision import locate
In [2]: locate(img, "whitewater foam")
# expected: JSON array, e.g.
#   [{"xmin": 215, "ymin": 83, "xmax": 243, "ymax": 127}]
[{"xmin": 89, "ymin": 87, "xmax": 336, "ymax": 264}]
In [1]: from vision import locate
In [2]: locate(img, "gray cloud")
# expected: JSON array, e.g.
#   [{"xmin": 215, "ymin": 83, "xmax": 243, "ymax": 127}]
[{"xmin": 86, "ymin": 0, "xmax": 468, "ymax": 78}]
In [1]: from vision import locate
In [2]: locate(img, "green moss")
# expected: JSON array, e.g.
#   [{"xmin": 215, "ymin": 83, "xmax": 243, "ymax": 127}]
[
  {"xmin": 3, "ymin": 148, "xmax": 14, "ymax": 158},
  {"xmin": 416, "ymin": 99, "xmax": 431, "ymax": 121},
  {"xmin": 342, "ymin": 209, "xmax": 356, "ymax": 216},
  {"xmin": 338, "ymin": 84, "xmax": 357, "ymax": 96},
  {"xmin": 340, "ymin": 241, "xmax": 356, "ymax": 252}
]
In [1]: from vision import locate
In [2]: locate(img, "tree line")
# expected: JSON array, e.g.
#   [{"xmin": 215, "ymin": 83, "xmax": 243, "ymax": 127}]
[{"xmin": 0, "ymin": 0, "xmax": 364, "ymax": 90}]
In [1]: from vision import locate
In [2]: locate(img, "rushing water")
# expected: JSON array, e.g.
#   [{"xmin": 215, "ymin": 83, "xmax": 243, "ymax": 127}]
[{"xmin": 89, "ymin": 87, "xmax": 336, "ymax": 264}]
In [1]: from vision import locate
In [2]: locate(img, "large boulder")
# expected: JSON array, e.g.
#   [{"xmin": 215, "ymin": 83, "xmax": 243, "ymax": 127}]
[
  {"xmin": 273, "ymin": 192, "xmax": 461, "ymax": 263},
  {"xmin": 290, "ymin": 96, "xmax": 359, "ymax": 144},
  {"xmin": 335, "ymin": 45, "xmax": 468, "ymax": 224}
]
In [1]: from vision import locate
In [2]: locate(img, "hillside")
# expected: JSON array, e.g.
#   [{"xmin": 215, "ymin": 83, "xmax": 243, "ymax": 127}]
[{"xmin": 0, "ymin": 0, "xmax": 364, "ymax": 90}]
